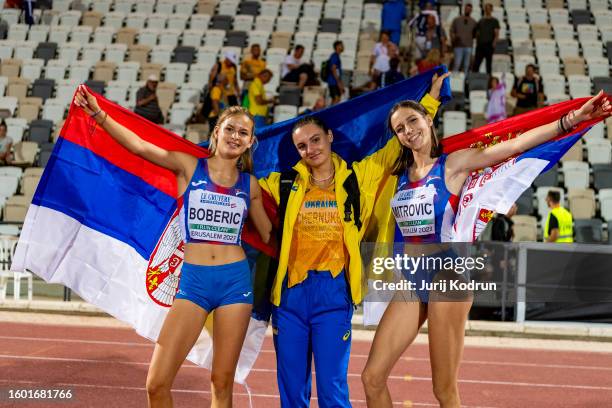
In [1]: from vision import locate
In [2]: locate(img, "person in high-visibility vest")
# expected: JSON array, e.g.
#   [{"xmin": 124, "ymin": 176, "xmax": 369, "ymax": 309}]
[{"xmin": 544, "ymin": 190, "xmax": 574, "ymax": 243}]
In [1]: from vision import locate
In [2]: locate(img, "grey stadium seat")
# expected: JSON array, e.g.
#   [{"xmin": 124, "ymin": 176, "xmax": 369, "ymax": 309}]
[
  {"xmin": 278, "ymin": 86, "xmax": 301, "ymax": 107},
  {"xmin": 570, "ymin": 10, "xmax": 592, "ymax": 27},
  {"xmin": 320, "ymin": 18, "xmax": 342, "ymax": 34},
  {"xmin": 239, "ymin": 1, "xmax": 260, "ymax": 16},
  {"xmin": 211, "ymin": 15, "xmax": 233, "ymax": 31},
  {"xmin": 85, "ymin": 80, "xmax": 105, "ymax": 96},
  {"xmin": 29, "ymin": 119, "xmax": 54, "ymax": 145},
  {"xmin": 225, "ymin": 31, "xmax": 248, "ymax": 48},
  {"xmin": 516, "ymin": 187, "xmax": 535, "ymax": 215},
  {"xmin": 593, "ymin": 164, "xmax": 612, "ymax": 190},
  {"xmin": 466, "ymin": 72, "xmax": 490, "ymax": 92},
  {"xmin": 533, "ymin": 164, "xmax": 559, "ymax": 188},
  {"xmin": 574, "ymin": 219, "xmax": 603, "ymax": 243},
  {"xmin": 31, "ymin": 79, "xmax": 55, "ymax": 102},
  {"xmin": 34, "ymin": 42, "xmax": 58, "ymax": 63},
  {"xmin": 172, "ymin": 46, "xmax": 196, "ymax": 65},
  {"xmin": 593, "ymin": 77, "xmax": 612, "ymax": 95}
]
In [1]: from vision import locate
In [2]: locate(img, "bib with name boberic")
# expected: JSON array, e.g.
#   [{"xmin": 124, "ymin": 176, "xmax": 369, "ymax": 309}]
[{"xmin": 180, "ymin": 159, "xmax": 250, "ymax": 245}]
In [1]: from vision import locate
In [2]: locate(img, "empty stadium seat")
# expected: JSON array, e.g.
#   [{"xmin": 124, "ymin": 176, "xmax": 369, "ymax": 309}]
[
  {"xmin": 574, "ymin": 219, "xmax": 603, "ymax": 243},
  {"xmin": 585, "ymin": 139, "xmax": 612, "ymax": 165},
  {"xmin": 443, "ymin": 111, "xmax": 467, "ymax": 137},
  {"xmin": 169, "ymin": 102, "xmax": 195, "ymax": 125},
  {"xmin": 512, "ymin": 215, "xmax": 538, "ymax": 241},
  {"xmin": 599, "ymin": 189, "xmax": 612, "ymax": 221},
  {"xmin": 11, "ymin": 141, "xmax": 39, "ymax": 167},
  {"xmin": 28, "ymin": 120, "xmax": 53, "ymax": 145},
  {"xmin": 34, "ymin": 42, "xmax": 57, "ymax": 62},
  {"xmin": 3, "ymin": 195, "xmax": 30, "ymax": 222},
  {"xmin": 593, "ymin": 164, "xmax": 612, "ymax": 190},
  {"xmin": 534, "ymin": 164, "xmax": 559, "ymax": 187},
  {"xmin": 173, "ymin": 46, "xmax": 196, "ymax": 65},
  {"xmin": 31, "ymin": 79, "xmax": 55, "ymax": 102},
  {"xmin": 568, "ymin": 188, "xmax": 596, "ymax": 219}
]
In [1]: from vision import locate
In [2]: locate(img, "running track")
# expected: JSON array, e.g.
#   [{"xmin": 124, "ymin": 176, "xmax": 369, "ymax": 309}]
[{"xmin": 0, "ymin": 321, "xmax": 612, "ymax": 407}]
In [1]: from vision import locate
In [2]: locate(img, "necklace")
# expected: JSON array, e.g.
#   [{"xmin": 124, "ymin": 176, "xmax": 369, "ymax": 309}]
[{"xmin": 310, "ymin": 169, "xmax": 335, "ymax": 183}]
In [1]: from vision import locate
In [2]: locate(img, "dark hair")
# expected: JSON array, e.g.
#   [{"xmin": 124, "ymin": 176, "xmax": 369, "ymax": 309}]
[
  {"xmin": 333, "ymin": 40, "xmax": 343, "ymax": 49},
  {"xmin": 259, "ymin": 68, "xmax": 273, "ymax": 77},
  {"xmin": 0, "ymin": 120, "xmax": 6, "ymax": 129},
  {"xmin": 547, "ymin": 190, "xmax": 561, "ymax": 204},
  {"xmin": 380, "ymin": 30, "xmax": 391, "ymax": 39},
  {"xmin": 294, "ymin": 44, "xmax": 304, "ymax": 52},
  {"xmin": 387, "ymin": 100, "xmax": 441, "ymax": 175},
  {"xmin": 292, "ymin": 115, "xmax": 330, "ymax": 137},
  {"xmin": 251, "ymin": 43, "xmax": 260, "ymax": 49}
]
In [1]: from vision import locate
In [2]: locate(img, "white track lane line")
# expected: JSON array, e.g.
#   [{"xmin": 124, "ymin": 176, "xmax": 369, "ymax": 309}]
[
  {"xmin": 2, "ymin": 335, "xmax": 611, "ymax": 372},
  {"xmin": 1, "ymin": 354, "xmax": 611, "ymax": 392}
]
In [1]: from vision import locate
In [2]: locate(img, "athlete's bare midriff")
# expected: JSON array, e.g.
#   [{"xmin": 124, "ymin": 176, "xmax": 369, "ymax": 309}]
[{"xmin": 183, "ymin": 242, "xmax": 246, "ymax": 265}]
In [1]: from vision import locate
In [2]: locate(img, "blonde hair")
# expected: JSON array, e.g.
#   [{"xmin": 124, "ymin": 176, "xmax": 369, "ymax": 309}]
[{"xmin": 209, "ymin": 106, "xmax": 256, "ymax": 173}]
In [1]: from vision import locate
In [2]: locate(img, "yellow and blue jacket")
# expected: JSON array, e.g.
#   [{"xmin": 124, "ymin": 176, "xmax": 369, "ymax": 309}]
[{"xmin": 259, "ymin": 94, "xmax": 440, "ymax": 306}]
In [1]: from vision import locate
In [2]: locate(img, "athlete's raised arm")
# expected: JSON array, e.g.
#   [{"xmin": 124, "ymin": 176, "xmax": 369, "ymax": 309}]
[{"xmin": 74, "ymin": 85, "xmax": 195, "ymax": 176}]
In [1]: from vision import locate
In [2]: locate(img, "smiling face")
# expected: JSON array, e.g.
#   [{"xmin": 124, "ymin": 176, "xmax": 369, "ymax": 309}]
[
  {"xmin": 212, "ymin": 114, "xmax": 254, "ymax": 160},
  {"xmin": 292, "ymin": 123, "xmax": 333, "ymax": 169},
  {"xmin": 390, "ymin": 107, "xmax": 434, "ymax": 152}
]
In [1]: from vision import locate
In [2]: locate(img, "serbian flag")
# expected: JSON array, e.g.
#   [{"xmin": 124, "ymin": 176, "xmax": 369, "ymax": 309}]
[
  {"xmin": 445, "ymin": 97, "xmax": 608, "ymax": 242},
  {"xmin": 10, "ymin": 90, "xmax": 272, "ymax": 384}
]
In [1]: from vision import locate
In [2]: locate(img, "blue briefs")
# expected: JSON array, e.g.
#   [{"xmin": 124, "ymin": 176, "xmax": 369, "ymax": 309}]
[{"xmin": 175, "ymin": 259, "xmax": 253, "ymax": 312}]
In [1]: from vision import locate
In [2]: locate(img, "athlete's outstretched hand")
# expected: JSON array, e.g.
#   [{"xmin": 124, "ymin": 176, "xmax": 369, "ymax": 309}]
[
  {"xmin": 429, "ymin": 71, "xmax": 451, "ymax": 101},
  {"xmin": 574, "ymin": 91, "xmax": 611, "ymax": 124},
  {"xmin": 74, "ymin": 85, "xmax": 102, "ymax": 117}
]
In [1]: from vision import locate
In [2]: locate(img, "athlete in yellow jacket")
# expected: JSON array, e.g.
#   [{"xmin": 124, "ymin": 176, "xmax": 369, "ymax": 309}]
[{"xmin": 258, "ymin": 78, "xmax": 444, "ymax": 408}]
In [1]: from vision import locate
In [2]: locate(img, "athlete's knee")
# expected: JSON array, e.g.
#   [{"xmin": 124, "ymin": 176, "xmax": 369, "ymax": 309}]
[
  {"xmin": 211, "ymin": 371, "xmax": 234, "ymax": 397},
  {"xmin": 146, "ymin": 371, "xmax": 172, "ymax": 398},
  {"xmin": 432, "ymin": 380, "xmax": 459, "ymax": 406},
  {"xmin": 361, "ymin": 366, "xmax": 387, "ymax": 394}
]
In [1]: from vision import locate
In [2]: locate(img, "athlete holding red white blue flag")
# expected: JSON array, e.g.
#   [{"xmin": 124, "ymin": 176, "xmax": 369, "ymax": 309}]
[
  {"xmin": 361, "ymin": 92, "xmax": 611, "ymax": 407},
  {"xmin": 73, "ymin": 87, "xmax": 272, "ymax": 407}
]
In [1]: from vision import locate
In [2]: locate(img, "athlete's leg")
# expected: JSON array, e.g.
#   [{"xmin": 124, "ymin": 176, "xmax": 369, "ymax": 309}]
[
  {"xmin": 427, "ymin": 300, "xmax": 472, "ymax": 408},
  {"xmin": 273, "ymin": 282, "xmax": 312, "ymax": 408},
  {"xmin": 211, "ymin": 302, "xmax": 253, "ymax": 408},
  {"xmin": 362, "ymin": 294, "xmax": 427, "ymax": 408},
  {"xmin": 311, "ymin": 274, "xmax": 353, "ymax": 408},
  {"xmin": 146, "ymin": 299, "xmax": 209, "ymax": 408}
]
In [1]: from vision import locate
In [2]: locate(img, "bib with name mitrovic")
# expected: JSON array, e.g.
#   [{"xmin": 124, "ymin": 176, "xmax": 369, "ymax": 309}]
[
  {"xmin": 391, "ymin": 154, "xmax": 459, "ymax": 243},
  {"xmin": 180, "ymin": 159, "xmax": 250, "ymax": 245}
]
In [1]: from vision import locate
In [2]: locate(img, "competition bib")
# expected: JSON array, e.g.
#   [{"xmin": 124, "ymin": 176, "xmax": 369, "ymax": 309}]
[
  {"xmin": 391, "ymin": 184, "xmax": 436, "ymax": 237},
  {"xmin": 187, "ymin": 189, "xmax": 247, "ymax": 244}
]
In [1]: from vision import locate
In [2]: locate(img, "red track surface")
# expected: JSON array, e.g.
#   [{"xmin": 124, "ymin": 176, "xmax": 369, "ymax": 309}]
[{"xmin": 0, "ymin": 322, "xmax": 611, "ymax": 407}]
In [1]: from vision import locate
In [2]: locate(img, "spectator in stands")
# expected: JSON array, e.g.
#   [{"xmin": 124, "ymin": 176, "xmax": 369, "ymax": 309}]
[
  {"xmin": 473, "ymin": 3, "xmax": 500, "ymax": 75},
  {"xmin": 352, "ymin": 57, "xmax": 405, "ymax": 95},
  {"xmin": 415, "ymin": 15, "xmax": 447, "ymax": 61},
  {"xmin": 491, "ymin": 203, "xmax": 517, "ymax": 242},
  {"xmin": 210, "ymin": 51, "xmax": 240, "ymax": 106},
  {"xmin": 378, "ymin": 57, "xmax": 405, "ymax": 87},
  {"xmin": 511, "ymin": 64, "xmax": 544, "ymax": 116},
  {"xmin": 382, "ymin": 0, "xmax": 407, "ymax": 46},
  {"xmin": 240, "ymin": 44, "xmax": 266, "ymax": 104},
  {"xmin": 134, "ymin": 75, "xmax": 164, "ymax": 125},
  {"xmin": 208, "ymin": 73, "xmax": 228, "ymax": 131},
  {"xmin": 0, "ymin": 17, "xmax": 8, "ymax": 40},
  {"xmin": 544, "ymin": 191, "xmax": 574, "ymax": 243},
  {"xmin": 326, "ymin": 41, "xmax": 345, "ymax": 105},
  {"xmin": 282, "ymin": 45, "xmax": 317, "ymax": 90},
  {"xmin": 450, "ymin": 3, "xmax": 477, "ymax": 73},
  {"xmin": 413, "ymin": 49, "xmax": 442, "ymax": 74},
  {"xmin": 486, "ymin": 74, "xmax": 507, "ymax": 123},
  {"xmin": 0, "ymin": 121, "xmax": 13, "ymax": 165},
  {"xmin": 248, "ymin": 69, "xmax": 275, "ymax": 129},
  {"xmin": 370, "ymin": 31, "xmax": 399, "ymax": 79}
]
